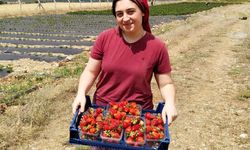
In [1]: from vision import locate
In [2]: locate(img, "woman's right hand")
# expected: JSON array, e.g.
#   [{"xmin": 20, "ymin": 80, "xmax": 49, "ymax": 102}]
[{"xmin": 72, "ymin": 94, "xmax": 86, "ymax": 114}]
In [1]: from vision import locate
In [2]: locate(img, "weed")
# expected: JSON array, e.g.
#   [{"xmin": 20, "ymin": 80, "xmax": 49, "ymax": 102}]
[
  {"xmin": 53, "ymin": 67, "xmax": 72, "ymax": 77},
  {"xmin": 228, "ymin": 67, "xmax": 242, "ymax": 76},
  {"xmin": 5, "ymin": 66, "xmax": 13, "ymax": 73},
  {"xmin": 0, "ymin": 64, "xmax": 3, "ymax": 71},
  {"xmin": 0, "ymin": 65, "xmax": 13, "ymax": 73},
  {"xmin": 73, "ymin": 66, "xmax": 84, "ymax": 76},
  {"xmin": 48, "ymin": 52, "xmax": 53, "ymax": 57},
  {"xmin": 238, "ymin": 87, "xmax": 250, "ymax": 101}
]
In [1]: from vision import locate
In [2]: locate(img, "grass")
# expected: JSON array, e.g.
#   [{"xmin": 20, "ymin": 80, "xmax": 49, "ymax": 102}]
[
  {"xmin": 67, "ymin": 2, "xmax": 232, "ymax": 16},
  {"xmin": 0, "ymin": 53, "xmax": 88, "ymax": 149},
  {"xmin": 0, "ymin": 64, "xmax": 13, "ymax": 73},
  {"xmin": 150, "ymin": 2, "xmax": 229, "ymax": 16},
  {"xmin": 229, "ymin": 39, "xmax": 250, "ymax": 101},
  {"xmin": 238, "ymin": 87, "xmax": 250, "ymax": 101},
  {"xmin": 0, "ymin": 53, "xmax": 87, "ymax": 106},
  {"xmin": 67, "ymin": 9, "xmax": 112, "ymax": 15},
  {"xmin": 196, "ymin": 0, "xmax": 249, "ymax": 2},
  {"xmin": 0, "ymin": 78, "xmax": 77, "ymax": 148},
  {"xmin": 228, "ymin": 67, "xmax": 242, "ymax": 76}
]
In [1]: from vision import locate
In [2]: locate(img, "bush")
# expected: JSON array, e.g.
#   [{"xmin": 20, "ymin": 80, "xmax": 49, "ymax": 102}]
[{"xmin": 0, "ymin": 1, "xmax": 7, "ymax": 5}]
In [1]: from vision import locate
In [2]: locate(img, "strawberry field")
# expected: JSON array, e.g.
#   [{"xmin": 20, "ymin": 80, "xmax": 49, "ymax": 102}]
[{"xmin": 0, "ymin": 14, "xmax": 188, "ymax": 76}]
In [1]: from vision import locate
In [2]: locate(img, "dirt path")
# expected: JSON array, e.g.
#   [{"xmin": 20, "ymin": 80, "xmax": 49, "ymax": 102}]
[
  {"xmin": 165, "ymin": 3, "xmax": 250, "ymax": 149},
  {"xmin": 3, "ymin": 3, "xmax": 250, "ymax": 150}
]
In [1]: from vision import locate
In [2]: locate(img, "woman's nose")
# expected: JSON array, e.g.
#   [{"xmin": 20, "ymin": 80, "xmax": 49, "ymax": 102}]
[{"xmin": 123, "ymin": 14, "xmax": 130, "ymax": 22}]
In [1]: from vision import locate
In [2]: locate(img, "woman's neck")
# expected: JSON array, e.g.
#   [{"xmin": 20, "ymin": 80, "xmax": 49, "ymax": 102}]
[{"xmin": 122, "ymin": 28, "xmax": 146, "ymax": 44}]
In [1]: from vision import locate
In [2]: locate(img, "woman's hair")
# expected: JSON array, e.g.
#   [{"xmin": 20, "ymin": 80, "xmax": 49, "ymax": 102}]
[{"xmin": 112, "ymin": 0, "xmax": 151, "ymax": 33}]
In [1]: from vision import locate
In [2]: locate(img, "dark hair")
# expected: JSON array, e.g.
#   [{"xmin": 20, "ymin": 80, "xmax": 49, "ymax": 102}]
[{"xmin": 112, "ymin": 0, "xmax": 146, "ymax": 17}]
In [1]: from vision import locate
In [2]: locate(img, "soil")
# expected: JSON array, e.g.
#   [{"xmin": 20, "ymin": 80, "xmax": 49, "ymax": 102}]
[
  {"xmin": 0, "ymin": 2, "xmax": 112, "ymax": 19},
  {"xmin": 0, "ymin": 2, "xmax": 250, "ymax": 150}
]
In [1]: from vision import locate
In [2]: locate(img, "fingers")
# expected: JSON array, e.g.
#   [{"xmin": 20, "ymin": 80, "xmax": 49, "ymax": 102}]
[
  {"xmin": 72, "ymin": 101, "xmax": 78, "ymax": 114},
  {"xmin": 72, "ymin": 96, "xmax": 86, "ymax": 115},
  {"xmin": 79, "ymin": 104, "xmax": 85, "ymax": 113},
  {"xmin": 168, "ymin": 117, "xmax": 172, "ymax": 126},
  {"xmin": 161, "ymin": 111, "xmax": 167, "ymax": 124},
  {"xmin": 168, "ymin": 114, "xmax": 178, "ymax": 126}
]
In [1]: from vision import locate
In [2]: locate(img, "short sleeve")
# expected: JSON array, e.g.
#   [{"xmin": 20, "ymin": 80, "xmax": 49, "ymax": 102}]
[
  {"xmin": 154, "ymin": 44, "xmax": 172, "ymax": 74},
  {"xmin": 90, "ymin": 32, "xmax": 105, "ymax": 60}
]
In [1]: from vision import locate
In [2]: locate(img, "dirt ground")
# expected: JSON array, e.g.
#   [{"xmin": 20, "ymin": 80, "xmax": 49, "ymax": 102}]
[
  {"xmin": 0, "ymin": 2, "xmax": 112, "ymax": 19},
  {"xmin": 0, "ymin": 2, "xmax": 250, "ymax": 150}
]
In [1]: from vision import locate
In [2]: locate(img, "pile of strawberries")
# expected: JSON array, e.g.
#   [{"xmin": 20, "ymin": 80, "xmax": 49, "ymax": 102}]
[
  {"xmin": 124, "ymin": 116, "xmax": 145, "ymax": 146},
  {"xmin": 79, "ymin": 107, "xmax": 104, "ymax": 140},
  {"xmin": 78, "ymin": 101, "xmax": 165, "ymax": 147},
  {"xmin": 145, "ymin": 112, "xmax": 165, "ymax": 147}
]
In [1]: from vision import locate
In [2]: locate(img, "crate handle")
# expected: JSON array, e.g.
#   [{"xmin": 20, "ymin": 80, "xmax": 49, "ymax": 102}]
[{"xmin": 70, "ymin": 109, "xmax": 79, "ymax": 130}]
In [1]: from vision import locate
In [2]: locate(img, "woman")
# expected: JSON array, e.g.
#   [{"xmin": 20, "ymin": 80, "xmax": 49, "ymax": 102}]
[{"xmin": 72, "ymin": 0, "xmax": 177, "ymax": 126}]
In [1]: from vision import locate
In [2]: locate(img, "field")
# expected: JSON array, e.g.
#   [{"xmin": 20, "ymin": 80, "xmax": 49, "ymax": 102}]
[
  {"xmin": 0, "ymin": 1, "xmax": 250, "ymax": 150},
  {"xmin": 0, "ymin": 2, "xmax": 112, "ymax": 19}
]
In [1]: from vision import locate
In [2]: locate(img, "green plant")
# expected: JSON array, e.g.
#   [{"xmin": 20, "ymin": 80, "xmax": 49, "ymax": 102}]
[
  {"xmin": 238, "ymin": 88, "xmax": 250, "ymax": 101},
  {"xmin": 228, "ymin": 67, "xmax": 242, "ymax": 76},
  {"xmin": 0, "ymin": 1, "xmax": 7, "ymax": 5},
  {"xmin": 5, "ymin": 66, "xmax": 13, "ymax": 73},
  {"xmin": 53, "ymin": 67, "xmax": 72, "ymax": 77},
  {"xmin": 0, "ymin": 64, "xmax": 4, "ymax": 71},
  {"xmin": 67, "ymin": 9, "xmax": 112, "ymax": 15},
  {"xmin": 150, "ymin": 2, "xmax": 229, "ymax": 16},
  {"xmin": 0, "ymin": 65, "xmax": 13, "ymax": 73},
  {"xmin": 67, "ymin": 2, "xmax": 232, "ymax": 16}
]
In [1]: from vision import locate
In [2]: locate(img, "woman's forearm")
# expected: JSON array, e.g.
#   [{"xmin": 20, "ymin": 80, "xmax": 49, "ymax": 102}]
[
  {"xmin": 76, "ymin": 69, "xmax": 98, "ymax": 96},
  {"xmin": 160, "ymin": 83, "xmax": 176, "ymax": 106},
  {"xmin": 76, "ymin": 58, "xmax": 101, "ymax": 97}
]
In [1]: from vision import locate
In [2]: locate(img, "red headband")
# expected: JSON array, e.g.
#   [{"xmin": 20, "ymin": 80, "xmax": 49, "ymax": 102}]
[{"xmin": 141, "ymin": 0, "xmax": 151, "ymax": 33}]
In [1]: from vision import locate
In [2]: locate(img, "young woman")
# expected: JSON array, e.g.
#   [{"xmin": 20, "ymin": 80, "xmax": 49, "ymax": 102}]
[{"xmin": 72, "ymin": 0, "xmax": 177, "ymax": 126}]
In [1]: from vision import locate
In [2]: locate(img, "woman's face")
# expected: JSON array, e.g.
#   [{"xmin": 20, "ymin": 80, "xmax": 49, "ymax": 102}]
[{"xmin": 115, "ymin": 0, "xmax": 144, "ymax": 34}]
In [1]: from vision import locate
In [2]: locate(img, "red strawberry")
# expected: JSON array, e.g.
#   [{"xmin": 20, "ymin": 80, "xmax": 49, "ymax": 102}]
[
  {"xmin": 123, "ymin": 118, "xmax": 131, "ymax": 128},
  {"xmin": 89, "ymin": 128, "xmax": 96, "ymax": 134},
  {"xmin": 130, "ymin": 102, "xmax": 137, "ymax": 108}
]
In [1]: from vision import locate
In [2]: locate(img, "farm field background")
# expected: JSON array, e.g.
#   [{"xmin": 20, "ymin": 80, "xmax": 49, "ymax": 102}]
[{"xmin": 0, "ymin": 0, "xmax": 250, "ymax": 150}]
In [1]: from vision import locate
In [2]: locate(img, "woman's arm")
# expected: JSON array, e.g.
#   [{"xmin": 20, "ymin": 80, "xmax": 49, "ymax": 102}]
[
  {"xmin": 72, "ymin": 57, "xmax": 101, "ymax": 114},
  {"xmin": 154, "ymin": 73, "xmax": 178, "ymax": 125}
]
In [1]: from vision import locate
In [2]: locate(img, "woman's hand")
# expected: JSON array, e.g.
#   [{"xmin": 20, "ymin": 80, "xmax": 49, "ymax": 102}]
[
  {"xmin": 161, "ymin": 103, "xmax": 178, "ymax": 126},
  {"xmin": 72, "ymin": 94, "xmax": 86, "ymax": 114}
]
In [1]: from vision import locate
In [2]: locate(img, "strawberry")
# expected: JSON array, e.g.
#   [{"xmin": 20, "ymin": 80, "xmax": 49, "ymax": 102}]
[
  {"xmin": 114, "ymin": 112, "xmax": 122, "ymax": 120},
  {"xmin": 89, "ymin": 128, "xmax": 96, "ymax": 134},
  {"xmin": 123, "ymin": 118, "xmax": 131, "ymax": 128},
  {"xmin": 145, "ymin": 112, "xmax": 153, "ymax": 119},
  {"xmin": 95, "ymin": 107, "xmax": 103, "ymax": 114},
  {"xmin": 130, "ymin": 102, "xmax": 137, "ymax": 108}
]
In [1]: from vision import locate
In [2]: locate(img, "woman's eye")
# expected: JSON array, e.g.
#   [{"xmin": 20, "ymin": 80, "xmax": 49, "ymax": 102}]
[
  {"xmin": 127, "ymin": 10, "xmax": 135, "ymax": 15},
  {"xmin": 116, "ymin": 13, "xmax": 123, "ymax": 17}
]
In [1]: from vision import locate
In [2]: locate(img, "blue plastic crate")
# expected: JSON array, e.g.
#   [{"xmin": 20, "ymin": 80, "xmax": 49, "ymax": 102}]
[{"xmin": 69, "ymin": 96, "xmax": 170, "ymax": 150}]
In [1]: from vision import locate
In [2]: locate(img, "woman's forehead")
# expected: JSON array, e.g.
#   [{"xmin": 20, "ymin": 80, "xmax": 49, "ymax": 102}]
[{"xmin": 115, "ymin": 0, "xmax": 139, "ymax": 11}]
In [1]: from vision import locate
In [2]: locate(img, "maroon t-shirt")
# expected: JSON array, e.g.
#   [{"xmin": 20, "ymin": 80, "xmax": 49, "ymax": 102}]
[{"xmin": 90, "ymin": 27, "xmax": 171, "ymax": 109}]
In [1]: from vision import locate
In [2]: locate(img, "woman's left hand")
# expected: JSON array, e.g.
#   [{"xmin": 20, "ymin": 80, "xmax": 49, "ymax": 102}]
[{"xmin": 161, "ymin": 103, "xmax": 178, "ymax": 126}]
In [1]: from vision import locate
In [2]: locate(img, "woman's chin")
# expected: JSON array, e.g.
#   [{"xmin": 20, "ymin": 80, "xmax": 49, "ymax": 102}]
[
  {"xmin": 121, "ymin": 26, "xmax": 134, "ymax": 32},
  {"xmin": 123, "ymin": 28, "xmax": 134, "ymax": 33}
]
